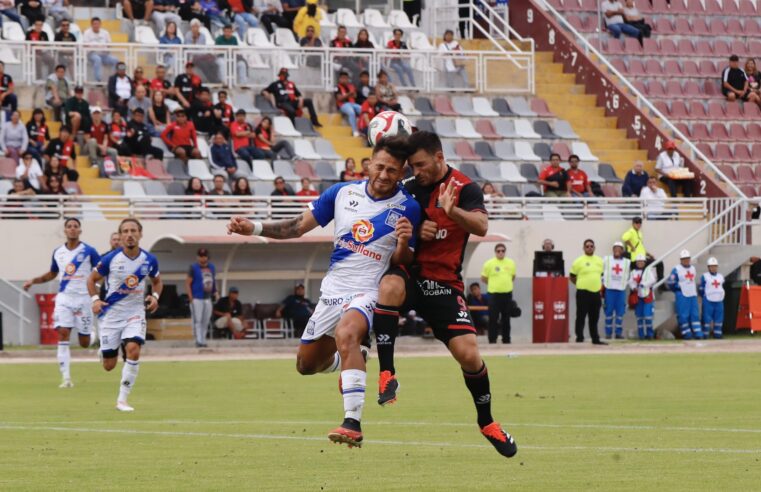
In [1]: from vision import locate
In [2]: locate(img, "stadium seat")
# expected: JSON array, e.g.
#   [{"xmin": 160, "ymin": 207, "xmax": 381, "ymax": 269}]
[
  {"xmin": 167, "ymin": 159, "xmax": 191, "ymax": 180},
  {"xmin": 514, "ymin": 119, "xmax": 540, "ymax": 139},
  {"xmin": 492, "ymin": 98, "xmax": 514, "ymax": 116},
  {"xmin": 336, "ymin": 8, "xmax": 364, "ymax": 28},
  {"xmin": 255, "ymin": 95, "xmax": 280, "ymax": 115},
  {"xmin": 499, "ymin": 162, "xmax": 527, "ymax": 183},
  {"xmin": 598, "ymin": 163, "xmax": 623, "ymax": 183},
  {"xmin": 474, "ymin": 141, "xmax": 500, "ymax": 161},
  {"xmin": 146, "ymin": 159, "xmax": 172, "ymax": 180},
  {"xmin": 314, "ymin": 161, "xmax": 339, "ymax": 180},
  {"xmin": 274, "ymin": 160, "xmax": 300, "ymax": 180},
  {"xmin": 433, "ymin": 96, "xmax": 458, "ymax": 116},
  {"xmin": 414, "ymin": 119, "xmax": 435, "ymax": 133},
  {"xmin": 515, "ymin": 142, "xmax": 541, "ymax": 161},
  {"xmin": 506, "ymin": 96, "xmax": 537, "ymax": 117},
  {"xmin": 459, "ymin": 163, "xmax": 480, "ymax": 180},
  {"xmin": 246, "ymin": 27, "xmax": 274, "ymax": 47},
  {"xmin": 571, "ymin": 142, "xmax": 599, "ymax": 161},
  {"xmin": 252, "ymin": 181, "xmax": 275, "ymax": 195},
  {"xmin": 166, "ymin": 181, "xmax": 186, "ymax": 195},
  {"xmin": 728, "ymin": 123, "xmax": 748, "ymax": 141},
  {"xmin": 734, "ymin": 145, "xmax": 753, "ymax": 163},
  {"xmin": 2, "ymin": 22, "xmax": 25, "ymax": 41},
  {"xmin": 292, "ymin": 118, "xmax": 319, "ymax": 137},
  {"xmin": 188, "ymin": 160, "xmax": 214, "ymax": 180},
  {"xmin": 234, "ymin": 160, "xmax": 253, "ymax": 177},
  {"xmin": 454, "ymin": 141, "xmax": 481, "ymax": 160},
  {"xmin": 494, "ymin": 141, "xmax": 520, "ymax": 161},
  {"xmin": 274, "ymin": 28, "xmax": 300, "ymax": 48},
  {"xmin": 520, "ymin": 163, "xmax": 540, "ymax": 181},
  {"xmin": 530, "ymin": 98, "xmax": 553, "ymax": 117},
  {"xmin": 0, "ymin": 180, "xmax": 12, "ymax": 195},
  {"xmin": 434, "ymin": 118, "xmax": 461, "ymax": 138},
  {"xmin": 580, "ymin": 162, "xmax": 604, "ymax": 183},
  {"xmin": 472, "ymin": 97, "xmax": 498, "ymax": 117},
  {"xmin": 747, "ymin": 123, "xmax": 761, "ymax": 140},
  {"xmin": 273, "ymin": 116, "xmax": 301, "ymax": 137},
  {"xmin": 293, "ymin": 139, "xmax": 322, "ymax": 159},
  {"xmin": 196, "ymin": 137, "xmax": 210, "ymax": 158},
  {"xmin": 314, "ymin": 139, "xmax": 342, "ymax": 160},
  {"xmin": 502, "ymin": 184, "xmax": 521, "ymax": 197},
  {"xmin": 441, "ymin": 140, "xmax": 460, "ymax": 161},
  {"xmin": 0, "ymin": 158, "xmax": 15, "ymax": 178},
  {"xmin": 736, "ymin": 165, "xmax": 755, "ymax": 182},
  {"xmin": 398, "ymin": 95, "xmax": 421, "ymax": 116},
  {"xmin": 533, "ymin": 143, "xmax": 552, "ymax": 161},
  {"xmin": 135, "ymin": 25, "xmax": 159, "ymax": 44},
  {"xmin": 494, "ymin": 120, "xmax": 518, "ymax": 139},
  {"xmin": 143, "ymin": 181, "xmax": 168, "ymax": 195},
  {"xmin": 709, "ymin": 123, "xmax": 730, "ymax": 141},
  {"xmin": 627, "ymin": 59, "xmax": 646, "ymax": 76},
  {"xmin": 251, "ymin": 160, "xmax": 276, "ymax": 180},
  {"xmin": 293, "ymin": 160, "xmax": 317, "ymax": 179},
  {"xmin": 474, "ymin": 120, "xmax": 500, "ymax": 139},
  {"xmin": 409, "ymin": 31, "xmax": 434, "ymax": 50},
  {"xmin": 553, "ymin": 120, "xmax": 580, "ymax": 139},
  {"xmin": 388, "ymin": 10, "xmax": 417, "ymax": 29},
  {"xmin": 123, "ymin": 181, "xmax": 147, "ymax": 197},
  {"xmin": 477, "ymin": 161, "xmax": 503, "ymax": 181},
  {"xmin": 451, "ymin": 96, "xmax": 478, "ymax": 116},
  {"xmin": 533, "ymin": 120, "xmax": 557, "ymax": 139},
  {"xmin": 364, "ymin": 8, "xmax": 391, "ymax": 28},
  {"xmin": 233, "ymin": 91, "xmax": 261, "ymax": 114},
  {"xmin": 551, "ymin": 142, "xmax": 571, "ymax": 161},
  {"xmin": 454, "ymin": 118, "xmax": 482, "ymax": 139},
  {"xmin": 414, "ymin": 97, "xmax": 438, "ymax": 116},
  {"xmin": 602, "ymin": 184, "xmax": 621, "ymax": 197}
]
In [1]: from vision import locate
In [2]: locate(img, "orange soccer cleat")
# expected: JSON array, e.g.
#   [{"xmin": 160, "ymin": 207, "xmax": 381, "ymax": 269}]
[{"xmin": 480, "ymin": 422, "xmax": 518, "ymax": 458}]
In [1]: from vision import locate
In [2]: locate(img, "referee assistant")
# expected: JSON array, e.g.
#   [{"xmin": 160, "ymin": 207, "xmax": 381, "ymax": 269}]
[
  {"xmin": 481, "ymin": 243, "xmax": 516, "ymax": 344},
  {"xmin": 570, "ymin": 239, "xmax": 607, "ymax": 345}
]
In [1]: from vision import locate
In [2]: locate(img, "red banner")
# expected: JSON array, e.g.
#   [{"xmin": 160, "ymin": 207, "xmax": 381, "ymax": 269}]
[
  {"xmin": 532, "ymin": 277, "xmax": 569, "ymax": 343},
  {"xmin": 737, "ymin": 282, "xmax": 761, "ymax": 333}
]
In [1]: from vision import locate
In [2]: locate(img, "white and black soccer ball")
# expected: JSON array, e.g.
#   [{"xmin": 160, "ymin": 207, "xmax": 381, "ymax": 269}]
[{"xmin": 367, "ymin": 111, "xmax": 412, "ymax": 147}]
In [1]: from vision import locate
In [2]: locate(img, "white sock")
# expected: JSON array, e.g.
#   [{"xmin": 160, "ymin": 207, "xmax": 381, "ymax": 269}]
[
  {"xmin": 57, "ymin": 342, "xmax": 70, "ymax": 380},
  {"xmin": 340, "ymin": 369, "xmax": 366, "ymax": 422},
  {"xmin": 118, "ymin": 359, "xmax": 140, "ymax": 402},
  {"xmin": 321, "ymin": 352, "xmax": 341, "ymax": 374}
]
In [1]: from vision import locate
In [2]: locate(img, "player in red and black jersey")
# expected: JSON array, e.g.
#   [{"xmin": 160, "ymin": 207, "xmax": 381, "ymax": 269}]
[{"xmin": 373, "ymin": 131, "xmax": 517, "ymax": 458}]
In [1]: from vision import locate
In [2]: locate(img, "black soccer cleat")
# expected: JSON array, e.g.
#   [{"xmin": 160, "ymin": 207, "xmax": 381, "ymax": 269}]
[
  {"xmin": 377, "ymin": 370, "xmax": 399, "ymax": 406},
  {"xmin": 481, "ymin": 422, "xmax": 518, "ymax": 458}
]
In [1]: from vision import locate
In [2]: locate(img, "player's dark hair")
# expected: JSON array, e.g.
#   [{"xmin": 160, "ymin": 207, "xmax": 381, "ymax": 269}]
[
  {"xmin": 549, "ymin": 153, "xmax": 561, "ymax": 160},
  {"xmin": 568, "ymin": 154, "xmax": 580, "ymax": 162},
  {"xmin": 372, "ymin": 135, "xmax": 411, "ymax": 167},
  {"xmin": 64, "ymin": 217, "xmax": 81, "ymax": 227},
  {"xmin": 119, "ymin": 217, "xmax": 143, "ymax": 233},
  {"xmin": 469, "ymin": 282, "xmax": 480, "ymax": 289},
  {"xmin": 495, "ymin": 243, "xmax": 506, "ymax": 252},
  {"xmin": 407, "ymin": 131, "xmax": 442, "ymax": 156}
]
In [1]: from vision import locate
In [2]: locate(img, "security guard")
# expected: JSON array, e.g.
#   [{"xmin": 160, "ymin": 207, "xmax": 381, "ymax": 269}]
[
  {"xmin": 480, "ymin": 243, "xmax": 516, "ymax": 344},
  {"xmin": 570, "ymin": 239, "xmax": 607, "ymax": 345}
]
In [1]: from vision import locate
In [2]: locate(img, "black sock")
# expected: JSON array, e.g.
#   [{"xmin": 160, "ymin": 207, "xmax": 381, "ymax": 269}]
[
  {"xmin": 342, "ymin": 417, "xmax": 361, "ymax": 432},
  {"xmin": 463, "ymin": 362, "xmax": 494, "ymax": 428},
  {"xmin": 373, "ymin": 304, "xmax": 399, "ymax": 374}
]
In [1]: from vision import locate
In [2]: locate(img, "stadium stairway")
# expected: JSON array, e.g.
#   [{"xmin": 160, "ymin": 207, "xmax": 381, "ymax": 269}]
[{"xmin": 318, "ymin": 113, "xmax": 371, "ymax": 167}]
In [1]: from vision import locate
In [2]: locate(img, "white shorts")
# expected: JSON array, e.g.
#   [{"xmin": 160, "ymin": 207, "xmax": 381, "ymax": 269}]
[
  {"xmin": 301, "ymin": 292, "xmax": 377, "ymax": 344},
  {"xmin": 53, "ymin": 295, "xmax": 92, "ymax": 335},
  {"xmin": 99, "ymin": 314, "xmax": 147, "ymax": 357}
]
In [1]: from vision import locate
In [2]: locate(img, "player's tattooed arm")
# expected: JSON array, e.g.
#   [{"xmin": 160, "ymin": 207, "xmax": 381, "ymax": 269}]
[
  {"xmin": 261, "ymin": 213, "xmax": 309, "ymax": 239},
  {"xmin": 227, "ymin": 212, "xmax": 319, "ymax": 239},
  {"xmin": 22, "ymin": 271, "xmax": 57, "ymax": 291}
]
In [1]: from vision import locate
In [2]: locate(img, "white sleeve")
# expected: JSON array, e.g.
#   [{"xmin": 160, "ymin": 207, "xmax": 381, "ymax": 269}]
[
  {"xmin": 15, "ymin": 163, "xmax": 23, "ymax": 179},
  {"xmin": 655, "ymin": 152, "xmax": 664, "ymax": 170}
]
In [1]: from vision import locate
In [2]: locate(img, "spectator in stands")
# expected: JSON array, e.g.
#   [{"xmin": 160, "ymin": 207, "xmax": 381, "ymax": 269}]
[
  {"xmin": 108, "ymin": 62, "xmax": 134, "ymax": 118},
  {"xmin": 132, "ymin": 67, "xmax": 151, "ymax": 95},
  {"xmin": 296, "ymin": 176, "xmax": 318, "ymax": 197},
  {"xmin": 281, "ymin": 0, "xmax": 303, "ymax": 28},
  {"xmin": 214, "ymin": 89, "xmax": 234, "ymax": 128},
  {"xmin": 466, "ymin": 282, "xmax": 489, "ymax": 334},
  {"xmin": 123, "ymin": 0, "xmax": 154, "ymax": 22},
  {"xmin": 482, "ymin": 182, "xmax": 504, "ymax": 201},
  {"xmin": 257, "ymin": 0, "xmax": 289, "ymax": 34},
  {"xmin": 44, "ymin": 0, "xmax": 73, "ymax": 26},
  {"xmin": 356, "ymin": 70, "xmax": 373, "ymax": 105},
  {"xmin": 601, "ymin": 0, "xmax": 641, "ymax": 41},
  {"xmin": 190, "ymin": 87, "xmax": 216, "ymax": 133},
  {"xmin": 27, "ymin": 19, "xmax": 56, "ymax": 79},
  {"xmin": 48, "ymin": 174, "xmax": 69, "ymax": 194},
  {"xmin": 185, "ymin": 20, "xmax": 218, "ymax": 81},
  {"xmin": 162, "ymin": 109, "xmax": 201, "ymax": 162},
  {"xmin": 25, "ymin": 18, "xmax": 48, "ymax": 40},
  {"xmin": 293, "ymin": 0, "xmax": 320, "ymax": 38},
  {"xmin": 232, "ymin": 176, "xmax": 252, "ymax": 195},
  {"xmin": 262, "ymin": 68, "xmax": 321, "ymax": 127},
  {"xmin": 212, "ymin": 286, "xmax": 244, "ymax": 337},
  {"xmin": 186, "ymin": 176, "xmax": 206, "ymax": 195},
  {"xmin": 45, "ymin": 65, "xmax": 70, "ymax": 123},
  {"xmin": 566, "ymin": 154, "xmax": 592, "ymax": 197},
  {"xmin": 16, "ymin": 152, "xmax": 43, "ymax": 192},
  {"xmin": 26, "ymin": 109, "xmax": 48, "ymax": 163},
  {"xmin": 623, "ymin": 0, "xmax": 651, "ymax": 38},
  {"xmin": 340, "ymin": 158, "xmax": 362, "ymax": 182},
  {"xmin": 621, "ymin": 160, "xmax": 649, "ymax": 197},
  {"xmin": 358, "ymin": 92, "xmax": 378, "ymax": 137},
  {"xmin": 330, "ymin": 24, "xmax": 352, "ymax": 47},
  {"xmin": 335, "ymin": 71, "xmax": 362, "ymax": 137},
  {"xmin": 640, "ymin": 175, "xmax": 669, "ymax": 220},
  {"xmin": 107, "ymin": 110, "xmax": 127, "ymax": 153},
  {"xmin": 330, "ymin": 25, "xmax": 362, "ymax": 78},
  {"xmin": 8, "ymin": 178, "xmax": 36, "ymax": 198},
  {"xmin": 199, "ymin": 0, "xmax": 229, "ymax": 29},
  {"xmin": 159, "ymin": 20, "xmax": 182, "ymax": 69},
  {"xmin": 210, "ymin": 131, "xmax": 239, "ymax": 177},
  {"xmin": 151, "ymin": 65, "xmax": 184, "ymax": 110},
  {"xmin": 745, "ymin": 58, "xmax": 761, "ymax": 99},
  {"xmin": 375, "ymin": 70, "xmax": 402, "ymax": 112},
  {"xmin": 538, "ymin": 153, "xmax": 568, "ymax": 197},
  {"xmin": 0, "ymin": 61, "xmax": 18, "ymax": 116},
  {"xmin": 175, "ymin": 61, "xmax": 202, "ymax": 107},
  {"xmin": 209, "ymin": 174, "xmax": 230, "ymax": 195},
  {"xmin": 271, "ymin": 175, "xmax": 294, "ymax": 196},
  {"xmin": 1, "ymin": 111, "xmax": 29, "ymax": 163},
  {"xmin": 54, "ymin": 19, "xmax": 76, "ymax": 41},
  {"xmin": 570, "ymin": 239, "xmax": 606, "ymax": 345},
  {"xmin": 230, "ymin": 109, "xmax": 263, "ymax": 165},
  {"xmin": 63, "ymin": 86, "xmax": 91, "ymax": 136},
  {"xmin": 122, "ymin": 108, "xmax": 164, "ymax": 160},
  {"xmin": 439, "ymin": 29, "xmax": 469, "ymax": 88},
  {"xmin": 386, "ymin": 29, "xmax": 416, "ymax": 87},
  {"xmin": 84, "ymin": 18, "xmax": 119, "ymax": 83},
  {"xmin": 354, "ymin": 28, "xmax": 374, "ymax": 49},
  {"xmin": 360, "ymin": 157, "xmax": 370, "ymax": 176},
  {"xmin": 149, "ymin": 90, "xmax": 170, "ymax": 135},
  {"xmin": 276, "ymin": 283, "xmax": 314, "ymax": 336},
  {"xmin": 152, "ymin": 0, "xmax": 182, "ymax": 32},
  {"xmin": 722, "ymin": 55, "xmax": 760, "ymax": 104},
  {"xmin": 228, "ymin": 0, "xmax": 259, "ymax": 39},
  {"xmin": 179, "ymin": 0, "xmax": 210, "ymax": 29},
  {"xmin": 214, "ymin": 24, "xmax": 249, "ymax": 84},
  {"xmin": 41, "ymin": 156, "xmax": 68, "ymax": 192},
  {"xmin": 186, "ymin": 247, "xmax": 217, "ymax": 347},
  {"xmin": 253, "ymin": 116, "xmax": 294, "ymax": 159},
  {"xmin": 656, "ymin": 140, "xmax": 692, "ymax": 197},
  {"xmin": 84, "ymin": 106, "xmax": 119, "ymax": 169},
  {"xmin": 0, "ymin": 0, "xmax": 26, "ymax": 31},
  {"xmin": 44, "ymin": 126, "xmax": 78, "ymax": 181},
  {"xmin": 299, "ymin": 25, "xmax": 322, "ymax": 68},
  {"xmin": 20, "ymin": 0, "xmax": 45, "ymax": 25}
]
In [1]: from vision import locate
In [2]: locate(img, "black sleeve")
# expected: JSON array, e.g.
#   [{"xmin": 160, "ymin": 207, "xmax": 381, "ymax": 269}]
[
  {"xmin": 214, "ymin": 297, "xmax": 225, "ymax": 311},
  {"xmin": 294, "ymin": 85, "xmax": 302, "ymax": 98},
  {"xmin": 458, "ymin": 182, "xmax": 486, "ymax": 213},
  {"xmin": 263, "ymin": 82, "xmax": 277, "ymax": 95},
  {"xmin": 44, "ymin": 141, "xmax": 55, "ymax": 157}
]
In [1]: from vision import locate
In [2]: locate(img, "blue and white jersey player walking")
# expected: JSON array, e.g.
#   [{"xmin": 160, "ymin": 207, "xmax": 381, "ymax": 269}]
[
  {"xmin": 24, "ymin": 218, "xmax": 100, "ymax": 388},
  {"xmin": 226, "ymin": 136, "xmax": 421, "ymax": 448},
  {"xmin": 88, "ymin": 218, "xmax": 163, "ymax": 412}
]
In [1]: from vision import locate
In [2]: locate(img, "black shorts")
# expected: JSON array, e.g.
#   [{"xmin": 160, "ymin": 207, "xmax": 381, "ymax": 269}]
[
  {"xmin": 386, "ymin": 266, "xmax": 476, "ymax": 344},
  {"xmin": 722, "ymin": 87, "xmax": 750, "ymax": 101},
  {"xmin": 174, "ymin": 145, "xmax": 195, "ymax": 156}
]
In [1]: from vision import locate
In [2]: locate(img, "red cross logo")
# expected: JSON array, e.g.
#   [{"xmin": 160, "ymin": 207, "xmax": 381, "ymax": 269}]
[
  {"xmin": 684, "ymin": 271, "xmax": 695, "ymax": 282},
  {"xmin": 712, "ymin": 279, "xmax": 721, "ymax": 289},
  {"xmin": 612, "ymin": 263, "xmax": 622, "ymax": 275}
]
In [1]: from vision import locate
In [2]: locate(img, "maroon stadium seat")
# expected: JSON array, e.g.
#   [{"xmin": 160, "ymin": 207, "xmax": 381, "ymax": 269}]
[
  {"xmin": 663, "ymin": 60, "xmax": 682, "ymax": 76},
  {"xmin": 718, "ymin": 165, "xmax": 737, "ymax": 181},
  {"xmin": 744, "ymin": 19, "xmax": 761, "ymax": 36},
  {"xmin": 696, "ymin": 143, "xmax": 714, "ymax": 159},
  {"xmin": 744, "ymin": 103, "xmax": 761, "ymax": 118},
  {"xmin": 0, "ymin": 157, "xmax": 15, "ymax": 178},
  {"xmin": 146, "ymin": 159, "xmax": 172, "ymax": 180},
  {"xmin": 699, "ymin": 60, "xmax": 717, "ymax": 76},
  {"xmin": 293, "ymin": 161, "xmax": 317, "ymax": 179},
  {"xmin": 433, "ymin": 96, "xmax": 458, "ymax": 116},
  {"xmin": 627, "ymin": 59, "xmax": 646, "ymax": 76},
  {"xmin": 624, "ymin": 37, "xmax": 643, "ymax": 54},
  {"xmin": 552, "ymin": 142, "xmax": 572, "ymax": 161},
  {"xmin": 723, "ymin": 0, "xmax": 739, "ymax": 14},
  {"xmin": 648, "ymin": 80, "xmax": 667, "ymax": 97},
  {"xmin": 603, "ymin": 184, "xmax": 621, "ymax": 197},
  {"xmin": 566, "ymin": 14, "xmax": 585, "ymax": 31},
  {"xmin": 454, "ymin": 141, "xmax": 481, "ymax": 161},
  {"xmin": 725, "ymin": 102, "xmax": 743, "ymax": 120},
  {"xmin": 740, "ymin": 185, "xmax": 758, "ymax": 197},
  {"xmin": 730, "ymin": 40, "xmax": 748, "ymax": 57},
  {"xmin": 709, "ymin": 18, "xmax": 727, "ymax": 36},
  {"xmin": 752, "ymin": 144, "xmax": 761, "ymax": 162},
  {"xmin": 689, "ymin": 101, "xmax": 709, "ymax": 119},
  {"xmin": 695, "ymin": 40, "xmax": 714, "ymax": 57},
  {"xmin": 611, "ymin": 58, "xmax": 628, "ymax": 74},
  {"xmin": 659, "ymin": 39, "xmax": 678, "ymax": 55},
  {"xmin": 754, "ymin": 166, "xmax": 761, "ymax": 183},
  {"xmin": 736, "ymin": 165, "xmax": 755, "ymax": 181},
  {"xmin": 734, "ymin": 145, "xmax": 753, "ymax": 164},
  {"xmin": 642, "ymin": 38, "xmax": 659, "ymax": 54},
  {"xmin": 747, "ymin": 123, "xmax": 761, "ymax": 140},
  {"xmin": 652, "ymin": 0, "xmax": 671, "ymax": 13},
  {"xmin": 713, "ymin": 40, "xmax": 731, "ymax": 57},
  {"xmin": 703, "ymin": 80, "xmax": 720, "ymax": 97},
  {"xmin": 670, "ymin": 100, "xmax": 689, "ymax": 118},
  {"xmin": 547, "ymin": 0, "xmax": 564, "ymax": 10},
  {"xmin": 704, "ymin": 0, "xmax": 722, "ymax": 14},
  {"xmin": 644, "ymin": 59, "xmax": 663, "ymax": 76},
  {"xmin": 474, "ymin": 120, "xmax": 500, "ymax": 139},
  {"xmin": 749, "ymin": 40, "xmax": 761, "ymax": 56},
  {"xmin": 530, "ymin": 98, "xmax": 554, "ymax": 117},
  {"xmin": 563, "ymin": 0, "xmax": 582, "ymax": 10},
  {"xmin": 633, "ymin": 80, "xmax": 648, "ymax": 95},
  {"xmin": 683, "ymin": 81, "xmax": 702, "ymax": 98},
  {"xmin": 674, "ymin": 122, "xmax": 691, "ymax": 138},
  {"xmin": 655, "ymin": 17, "xmax": 674, "ymax": 35},
  {"xmin": 673, "ymin": 18, "xmax": 692, "ymax": 35},
  {"xmin": 726, "ymin": 18, "xmax": 744, "ymax": 36},
  {"xmin": 714, "ymin": 143, "xmax": 734, "ymax": 162},
  {"xmin": 580, "ymin": 0, "xmax": 596, "ymax": 11},
  {"xmin": 654, "ymin": 100, "xmax": 671, "ymax": 117},
  {"xmin": 690, "ymin": 123, "xmax": 710, "ymax": 140},
  {"xmin": 729, "ymin": 123, "xmax": 749, "ymax": 141},
  {"xmin": 682, "ymin": 60, "xmax": 700, "ymax": 77},
  {"xmin": 739, "ymin": 0, "xmax": 757, "ymax": 15},
  {"xmin": 670, "ymin": 0, "xmax": 688, "ymax": 13},
  {"xmin": 666, "ymin": 81, "xmax": 683, "ymax": 98},
  {"xmin": 690, "ymin": 18, "xmax": 710, "ymax": 36},
  {"xmin": 606, "ymin": 38, "xmax": 625, "ymax": 55},
  {"xmin": 709, "ymin": 122, "xmax": 730, "ymax": 141},
  {"xmin": 707, "ymin": 101, "xmax": 726, "ymax": 120}
]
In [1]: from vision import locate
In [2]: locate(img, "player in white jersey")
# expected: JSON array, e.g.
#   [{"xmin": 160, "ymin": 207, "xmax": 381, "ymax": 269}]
[
  {"xmin": 23, "ymin": 218, "xmax": 100, "ymax": 388},
  {"xmin": 227, "ymin": 137, "xmax": 421, "ymax": 448},
  {"xmin": 87, "ymin": 218, "xmax": 163, "ymax": 412}
]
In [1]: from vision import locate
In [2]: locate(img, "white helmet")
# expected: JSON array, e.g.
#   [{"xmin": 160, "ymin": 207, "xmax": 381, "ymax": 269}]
[
  {"xmin": 679, "ymin": 249, "xmax": 691, "ymax": 259},
  {"xmin": 635, "ymin": 254, "xmax": 647, "ymax": 262},
  {"xmin": 707, "ymin": 257, "xmax": 718, "ymax": 266},
  {"xmin": 613, "ymin": 241, "xmax": 624, "ymax": 249}
]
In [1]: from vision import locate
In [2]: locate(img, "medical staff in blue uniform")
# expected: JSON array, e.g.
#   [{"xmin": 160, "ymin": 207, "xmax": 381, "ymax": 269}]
[
  {"xmin": 602, "ymin": 241, "xmax": 630, "ymax": 339},
  {"xmin": 699, "ymin": 257, "xmax": 725, "ymax": 339},
  {"xmin": 667, "ymin": 249, "xmax": 703, "ymax": 340}
]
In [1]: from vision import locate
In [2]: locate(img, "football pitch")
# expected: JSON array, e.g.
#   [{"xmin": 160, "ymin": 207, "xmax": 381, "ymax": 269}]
[{"xmin": 1, "ymin": 352, "xmax": 760, "ymax": 491}]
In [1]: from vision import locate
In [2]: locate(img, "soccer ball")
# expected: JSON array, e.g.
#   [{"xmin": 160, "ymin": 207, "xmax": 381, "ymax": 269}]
[{"xmin": 367, "ymin": 111, "xmax": 412, "ymax": 147}]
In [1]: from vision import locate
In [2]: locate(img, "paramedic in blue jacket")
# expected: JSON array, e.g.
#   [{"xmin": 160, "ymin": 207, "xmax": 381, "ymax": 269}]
[
  {"xmin": 699, "ymin": 257, "xmax": 725, "ymax": 339},
  {"xmin": 666, "ymin": 249, "xmax": 703, "ymax": 340}
]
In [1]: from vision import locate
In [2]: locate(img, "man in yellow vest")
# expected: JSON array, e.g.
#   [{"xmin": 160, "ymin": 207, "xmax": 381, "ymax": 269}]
[
  {"xmin": 622, "ymin": 216, "xmax": 646, "ymax": 259},
  {"xmin": 570, "ymin": 239, "xmax": 607, "ymax": 345},
  {"xmin": 481, "ymin": 243, "xmax": 516, "ymax": 344}
]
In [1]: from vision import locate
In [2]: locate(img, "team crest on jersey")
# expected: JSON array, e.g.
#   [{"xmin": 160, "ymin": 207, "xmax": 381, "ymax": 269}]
[
  {"xmin": 385, "ymin": 211, "xmax": 401, "ymax": 228},
  {"xmin": 351, "ymin": 219, "xmax": 374, "ymax": 243},
  {"xmin": 140, "ymin": 264, "xmax": 149, "ymax": 276},
  {"xmin": 64, "ymin": 263, "xmax": 77, "ymax": 275},
  {"xmin": 76, "ymin": 253, "xmax": 85, "ymax": 262},
  {"xmin": 125, "ymin": 275, "xmax": 139, "ymax": 289}
]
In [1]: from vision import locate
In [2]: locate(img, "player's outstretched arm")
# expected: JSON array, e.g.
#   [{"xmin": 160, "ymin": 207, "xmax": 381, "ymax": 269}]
[
  {"xmin": 439, "ymin": 182, "xmax": 488, "ymax": 237},
  {"xmin": 23, "ymin": 271, "xmax": 57, "ymax": 291},
  {"xmin": 226, "ymin": 211, "xmax": 319, "ymax": 240},
  {"xmin": 87, "ymin": 270, "xmax": 108, "ymax": 314}
]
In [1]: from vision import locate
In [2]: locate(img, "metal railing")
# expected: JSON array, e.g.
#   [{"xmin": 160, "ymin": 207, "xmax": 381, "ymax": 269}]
[
  {"xmin": 0, "ymin": 195, "xmax": 730, "ymax": 221},
  {"xmin": 2, "ymin": 41, "xmax": 533, "ymax": 94},
  {"xmin": 535, "ymin": 0, "xmax": 744, "ymax": 198}
]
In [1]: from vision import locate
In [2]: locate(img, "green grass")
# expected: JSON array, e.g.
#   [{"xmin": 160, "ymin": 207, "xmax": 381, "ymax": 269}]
[{"xmin": 1, "ymin": 353, "xmax": 760, "ymax": 491}]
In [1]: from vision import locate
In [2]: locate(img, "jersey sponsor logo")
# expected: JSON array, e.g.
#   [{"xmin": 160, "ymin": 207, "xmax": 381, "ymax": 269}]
[
  {"xmin": 349, "ymin": 200, "xmax": 359, "ymax": 208},
  {"xmin": 321, "ymin": 297, "xmax": 345, "ymax": 306},
  {"xmin": 336, "ymin": 238, "xmax": 383, "ymax": 261},
  {"xmin": 384, "ymin": 211, "xmax": 401, "ymax": 228},
  {"xmin": 417, "ymin": 279, "xmax": 452, "ymax": 296},
  {"xmin": 125, "ymin": 275, "xmax": 139, "ymax": 289},
  {"xmin": 64, "ymin": 263, "xmax": 77, "ymax": 275},
  {"xmin": 386, "ymin": 203, "xmax": 406, "ymax": 211},
  {"xmin": 351, "ymin": 219, "xmax": 374, "ymax": 243}
]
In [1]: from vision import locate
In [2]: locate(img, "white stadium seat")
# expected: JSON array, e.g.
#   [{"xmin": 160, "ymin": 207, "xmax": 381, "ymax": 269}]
[
  {"xmin": 398, "ymin": 95, "xmax": 421, "ymax": 116},
  {"xmin": 388, "ymin": 10, "xmax": 417, "ymax": 29},
  {"xmin": 251, "ymin": 160, "xmax": 277, "ymax": 180},
  {"xmin": 135, "ymin": 25, "xmax": 159, "ymax": 44},
  {"xmin": 434, "ymin": 118, "xmax": 460, "ymax": 138},
  {"xmin": 123, "ymin": 181, "xmax": 147, "ymax": 197},
  {"xmin": 454, "ymin": 118, "xmax": 482, "ymax": 139},
  {"xmin": 472, "ymin": 97, "xmax": 499, "ymax": 117},
  {"xmin": 188, "ymin": 160, "xmax": 214, "ymax": 180},
  {"xmin": 500, "ymin": 162, "xmax": 528, "ymax": 183},
  {"xmin": 451, "ymin": 96, "xmax": 478, "ymax": 117},
  {"xmin": 3, "ymin": 22, "xmax": 25, "ymax": 41},
  {"xmin": 314, "ymin": 139, "xmax": 342, "ymax": 160},
  {"xmin": 247, "ymin": 28, "xmax": 274, "ymax": 48},
  {"xmin": 273, "ymin": 116, "xmax": 301, "ymax": 137},
  {"xmin": 581, "ymin": 162, "xmax": 605, "ymax": 183},
  {"xmin": 336, "ymin": 8, "xmax": 364, "ymax": 28},
  {"xmin": 514, "ymin": 119, "xmax": 541, "ymax": 139},
  {"xmin": 515, "ymin": 141, "xmax": 542, "ymax": 161},
  {"xmin": 293, "ymin": 139, "xmax": 322, "ymax": 159},
  {"xmin": 363, "ymin": 9, "xmax": 391, "ymax": 29},
  {"xmin": 274, "ymin": 28, "xmax": 300, "ymax": 48},
  {"xmin": 572, "ymin": 142, "xmax": 600, "ymax": 162}
]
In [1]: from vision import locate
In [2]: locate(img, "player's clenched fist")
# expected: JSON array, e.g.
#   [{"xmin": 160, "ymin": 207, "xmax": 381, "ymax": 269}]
[
  {"xmin": 419, "ymin": 220, "xmax": 438, "ymax": 241},
  {"xmin": 395, "ymin": 217, "xmax": 413, "ymax": 244},
  {"xmin": 91, "ymin": 299, "xmax": 108, "ymax": 315},
  {"xmin": 227, "ymin": 216, "xmax": 254, "ymax": 236},
  {"xmin": 145, "ymin": 295, "xmax": 158, "ymax": 313}
]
